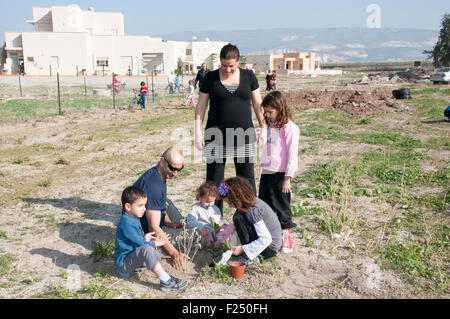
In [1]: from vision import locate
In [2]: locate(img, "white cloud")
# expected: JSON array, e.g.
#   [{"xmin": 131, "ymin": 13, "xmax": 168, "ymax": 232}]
[
  {"xmin": 423, "ymin": 37, "xmax": 438, "ymax": 46},
  {"xmin": 309, "ymin": 43, "xmax": 337, "ymax": 51},
  {"xmin": 322, "ymin": 54, "xmax": 347, "ymax": 63},
  {"xmin": 379, "ymin": 40, "xmax": 421, "ymax": 48},
  {"xmin": 281, "ymin": 35, "xmax": 298, "ymax": 42},
  {"xmin": 339, "ymin": 50, "xmax": 369, "ymax": 58},
  {"xmin": 345, "ymin": 43, "xmax": 366, "ymax": 49}
]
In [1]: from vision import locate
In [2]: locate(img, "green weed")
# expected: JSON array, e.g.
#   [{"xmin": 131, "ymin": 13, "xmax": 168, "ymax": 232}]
[
  {"xmin": 90, "ymin": 240, "xmax": 114, "ymax": 262},
  {"xmin": 0, "ymin": 252, "xmax": 15, "ymax": 277}
]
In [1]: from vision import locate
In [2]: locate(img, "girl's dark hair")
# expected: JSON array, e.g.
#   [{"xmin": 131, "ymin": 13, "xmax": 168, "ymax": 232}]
[
  {"xmin": 220, "ymin": 43, "xmax": 240, "ymax": 61},
  {"xmin": 140, "ymin": 81, "xmax": 146, "ymax": 86},
  {"xmin": 220, "ymin": 176, "xmax": 255, "ymax": 213},
  {"xmin": 196, "ymin": 181, "xmax": 219, "ymax": 201},
  {"xmin": 121, "ymin": 186, "xmax": 147, "ymax": 208},
  {"xmin": 261, "ymin": 90, "xmax": 292, "ymax": 129}
]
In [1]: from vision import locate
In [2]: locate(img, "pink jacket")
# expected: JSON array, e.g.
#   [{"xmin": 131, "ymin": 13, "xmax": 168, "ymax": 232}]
[{"xmin": 261, "ymin": 120, "xmax": 300, "ymax": 178}]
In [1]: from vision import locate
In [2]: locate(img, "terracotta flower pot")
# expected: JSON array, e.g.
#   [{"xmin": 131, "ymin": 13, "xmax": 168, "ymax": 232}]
[{"xmin": 229, "ymin": 261, "xmax": 246, "ymax": 279}]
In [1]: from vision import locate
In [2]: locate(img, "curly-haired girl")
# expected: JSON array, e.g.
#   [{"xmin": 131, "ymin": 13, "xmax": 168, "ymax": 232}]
[{"xmin": 219, "ymin": 176, "xmax": 282, "ymax": 264}]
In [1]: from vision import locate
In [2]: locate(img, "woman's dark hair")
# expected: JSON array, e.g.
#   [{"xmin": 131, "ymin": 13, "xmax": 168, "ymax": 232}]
[
  {"xmin": 220, "ymin": 43, "xmax": 240, "ymax": 61},
  {"xmin": 121, "ymin": 186, "xmax": 147, "ymax": 208},
  {"xmin": 196, "ymin": 181, "xmax": 219, "ymax": 201},
  {"xmin": 220, "ymin": 176, "xmax": 255, "ymax": 213},
  {"xmin": 261, "ymin": 90, "xmax": 292, "ymax": 129}
]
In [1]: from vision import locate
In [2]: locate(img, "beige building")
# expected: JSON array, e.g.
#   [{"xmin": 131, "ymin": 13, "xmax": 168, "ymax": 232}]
[
  {"xmin": 246, "ymin": 52, "xmax": 321, "ymax": 73},
  {"xmin": 1, "ymin": 5, "xmax": 227, "ymax": 76}
]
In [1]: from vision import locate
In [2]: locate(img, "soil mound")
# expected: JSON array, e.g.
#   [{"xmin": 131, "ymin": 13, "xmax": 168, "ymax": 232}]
[{"xmin": 284, "ymin": 89, "xmax": 405, "ymax": 115}]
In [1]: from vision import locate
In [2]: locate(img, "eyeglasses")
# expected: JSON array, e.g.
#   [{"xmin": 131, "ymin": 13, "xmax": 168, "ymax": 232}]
[{"xmin": 164, "ymin": 157, "xmax": 184, "ymax": 172}]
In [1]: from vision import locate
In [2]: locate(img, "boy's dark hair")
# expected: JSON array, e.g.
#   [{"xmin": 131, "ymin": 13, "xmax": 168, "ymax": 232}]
[
  {"xmin": 196, "ymin": 181, "xmax": 219, "ymax": 201},
  {"xmin": 121, "ymin": 186, "xmax": 147, "ymax": 208},
  {"xmin": 220, "ymin": 43, "xmax": 240, "ymax": 61},
  {"xmin": 261, "ymin": 90, "xmax": 292, "ymax": 129},
  {"xmin": 140, "ymin": 81, "xmax": 146, "ymax": 86}
]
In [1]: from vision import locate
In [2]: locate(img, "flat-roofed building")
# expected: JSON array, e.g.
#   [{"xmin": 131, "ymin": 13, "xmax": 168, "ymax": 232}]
[{"xmin": 1, "ymin": 5, "xmax": 227, "ymax": 76}]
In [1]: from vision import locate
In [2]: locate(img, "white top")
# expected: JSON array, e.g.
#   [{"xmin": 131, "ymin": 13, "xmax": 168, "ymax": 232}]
[
  {"xmin": 242, "ymin": 220, "xmax": 272, "ymax": 260},
  {"xmin": 186, "ymin": 203, "xmax": 222, "ymax": 234}
]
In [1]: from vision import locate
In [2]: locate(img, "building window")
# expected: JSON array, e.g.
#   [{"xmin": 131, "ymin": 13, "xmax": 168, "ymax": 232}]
[
  {"xmin": 27, "ymin": 57, "xmax": 34, "ymax": 62},
  {"xmin": 96, "ymin": 58, "xmax": 109, "ymax": 67},
  {"xmin": 186, "ymin": 49, "xmax": 192, "ymax": 56}
]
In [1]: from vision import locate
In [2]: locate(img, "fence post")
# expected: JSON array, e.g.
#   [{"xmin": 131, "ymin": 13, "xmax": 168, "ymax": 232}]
[
  {"xmin": 50, "ymin": 65, "xmax": 52, "ymax": 77},
  {"xmin": 112, "ymin": 75, "xmax": 115, "ymax": 109},
  {"xmin": 84, "ymin": 76, "xmax": 87, "ymax": 97},
  {"xmin": 18, "ymin": 76, "xmax": 23, "ymax": 97},
  {"xmin": 152, "ymin": 67, "xmax": 155, "ymax": 102},
  {"xmin": 57, "ymin": 72, "xmax": 62, "ymax": 115}
]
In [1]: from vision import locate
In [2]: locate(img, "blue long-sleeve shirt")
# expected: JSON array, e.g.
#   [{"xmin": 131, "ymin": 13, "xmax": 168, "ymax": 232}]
[{"xmin": 114, "ymin": 213, "xmax": 156, "ymax": 269}]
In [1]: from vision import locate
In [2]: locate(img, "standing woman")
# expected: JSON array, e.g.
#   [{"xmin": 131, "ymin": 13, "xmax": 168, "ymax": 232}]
[{"xmin": 195, "ymin": 44, "xmax": 266, "ymax": 214}]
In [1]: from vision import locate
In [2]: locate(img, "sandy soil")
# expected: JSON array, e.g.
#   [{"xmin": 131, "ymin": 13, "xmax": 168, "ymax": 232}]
[{"xmin": 0, "ymin": 73, "xmax": 446, "ymax": 299}]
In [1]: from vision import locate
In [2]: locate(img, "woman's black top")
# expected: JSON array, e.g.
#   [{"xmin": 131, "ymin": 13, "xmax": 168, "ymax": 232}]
[{"xmin": 200, "ymin": 68, "xmax": 259, "ymax": 159}]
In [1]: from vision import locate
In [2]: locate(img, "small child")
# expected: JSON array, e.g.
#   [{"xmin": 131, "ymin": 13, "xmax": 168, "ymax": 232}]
[
  {"xmin": 219, "ymin": 176, "xmax": 282, "ymax": 264},
  {"xmin": 139, "ymin": 81, "xmax": 149, "ymax": 110},
  {"xmin": 114, "ymin": 186, "xmax": 187, "ymax": 291},
  {"xmin": 186, "ymin": 181, "xmax": 236, "ymax": 248},
  {"xmin": 187, "ymin": 80, "xmax": 195, "ymax": 107},
  {"xmin": 259, "ymin": 91, "xmax": 300, "ymax": 253}
]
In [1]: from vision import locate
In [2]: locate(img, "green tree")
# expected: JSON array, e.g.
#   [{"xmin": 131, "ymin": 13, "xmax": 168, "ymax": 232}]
[{"xmin": 424, "ymin": 13, "xmax": 450, "ymax": 67}]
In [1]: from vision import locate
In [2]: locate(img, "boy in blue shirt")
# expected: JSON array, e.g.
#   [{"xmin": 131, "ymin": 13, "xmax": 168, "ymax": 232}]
[{"xmin": 114, "ymin": 186, "xmax": 188, "ymax": 291}]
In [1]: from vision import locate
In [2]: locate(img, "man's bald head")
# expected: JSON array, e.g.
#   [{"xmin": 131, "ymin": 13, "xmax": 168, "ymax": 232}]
[
  {"xmin": 163, "ymin": 147, "xmax": 184, "ymax": 164},
  {"xmin": 158, "ymin": 147, "xmax": 184, "ymax": 180}
]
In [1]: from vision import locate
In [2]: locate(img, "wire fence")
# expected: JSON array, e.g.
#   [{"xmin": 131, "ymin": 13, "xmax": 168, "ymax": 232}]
[{"xmin": 0, "ymin": 74, "xmax": 196, "ymax": 122}]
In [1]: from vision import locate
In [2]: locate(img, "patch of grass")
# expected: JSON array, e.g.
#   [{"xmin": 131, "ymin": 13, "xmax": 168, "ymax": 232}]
[
  {"xmin": 202, "ymin": 264, "xmax": 236, "ymax": 286},
  {"xmin": 55, "ymin": 158, "xmax": 70, "ymax": 165},
  {"xmin": 361, "ymin": 150, "xmax": 427, "ymax": 166},
  {"xmin": 293, "ymin": 161, "xmax": 366, "ymax": 200},
  {"xmin": 12, "ymin": 156, "xmax": 30, "ymax": 165},
  {"xmin": 0, "ymin": 252, "xmax": 15, "ymax": 277},
  {"xmin": 38, "ymin": 178, "xmax": 53, "ymax": 188},
  {"xmin": 411, "ymin": 88, "xmax": 450, "ymax": 96},
  {"xmin": 380, "ymin": 241, "xmax": 439, "ymax": 280},
  {"xmin": 90, "ymin": 240, "xmax": 114, "ymax": 262},
  {"xmin": 32, "ymin": 282, "xmax": 121, "ymax": 299},
  {"xmin": 291, "ymin": 201, "xmax": 324, "ymax": 218},
  {"xmin": 0, "ymin": 231, "xmax": 7, "ymax": 239},
  {"xmin": 369, "ymin": 163, "xmax": 422, "ymax": 186},
  {"xmin": 299, "ymin": 123, "xmax": 346, "ymax": 140}
]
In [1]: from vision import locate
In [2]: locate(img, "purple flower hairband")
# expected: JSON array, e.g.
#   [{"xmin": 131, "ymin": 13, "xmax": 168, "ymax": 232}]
[{"xmin": 218, "ymin": 183, "xmax": 229, "ymax": 197}]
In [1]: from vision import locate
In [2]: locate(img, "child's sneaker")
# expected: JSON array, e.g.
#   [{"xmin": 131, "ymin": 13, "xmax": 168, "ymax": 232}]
[
  {"xmin": 117, "ymin": 269, "xmax": 130, "ymax": 279},
  {"xmin": 281, "ymin": 229, "xmax": 293, "ymax": 253},
  {"xmin": 160, "ymin": 276, "xmax": 188, "ymax": 292}
]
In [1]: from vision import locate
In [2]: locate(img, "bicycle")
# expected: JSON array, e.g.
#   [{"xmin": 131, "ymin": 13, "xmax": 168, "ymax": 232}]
[
  {"xmin": 165, "ymin": 84, "xmax": 186, "ymax": 95},
  {"xmin": 129, "ymin": 89, "xmax": 142, "ymax": 110}
]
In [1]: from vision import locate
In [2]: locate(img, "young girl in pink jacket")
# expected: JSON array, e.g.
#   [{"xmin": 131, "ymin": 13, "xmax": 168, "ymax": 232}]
[{"xmin": 259, "ymin": 91, "xmax": 300, "ymax": 253}]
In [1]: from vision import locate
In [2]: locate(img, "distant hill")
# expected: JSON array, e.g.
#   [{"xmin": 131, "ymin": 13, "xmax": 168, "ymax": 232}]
[{"xmin": 157, "ymin": 28, "xmax": 439, "ymax": 62}]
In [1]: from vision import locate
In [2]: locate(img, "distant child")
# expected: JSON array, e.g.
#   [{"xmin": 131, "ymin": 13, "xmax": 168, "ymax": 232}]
[
  {"xmin": 175, "ymin": 74, "xmax": 180, "ymax": 92},
  {"xmin": 259, "ymin": 91, "xmax": 300, "ymax": 253},
  {"xmin": 113, "ymin": 74, "xmax": 121, "ymax": 94},
  {"xmin": 186, "ymin": 181, "xmax": 236, "ymax": 248},
  {"xmin": 114, "ymin": 186, "xmax": 188, "ymax": 291},
  {"xmin": 139, "ymin": 81, "xmax": 149, "ymax": 110},
  {"xmin": 219, "ymin": 176, "xmax": 282, "ymax": 264},
  {"xmin": 187, "ymin": 80, "xmax": 195, "ymax": 107}
]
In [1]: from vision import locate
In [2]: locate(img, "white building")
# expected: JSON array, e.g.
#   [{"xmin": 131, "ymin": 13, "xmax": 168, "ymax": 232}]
[{"xmin": 1, "ymin": 5, "xmax": 227, "ymax": 76}]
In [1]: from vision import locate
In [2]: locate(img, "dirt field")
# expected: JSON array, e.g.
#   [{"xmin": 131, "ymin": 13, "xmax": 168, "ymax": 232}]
[{"xmin": 0, "ymin": 72, "xmax": 448, "ymax": 299}]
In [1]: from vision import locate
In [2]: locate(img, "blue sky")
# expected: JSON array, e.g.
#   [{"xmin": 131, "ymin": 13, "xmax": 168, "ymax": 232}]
[{"xmin": 0, "ymin": 0, "xmax": 448, "ymax": 43}]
